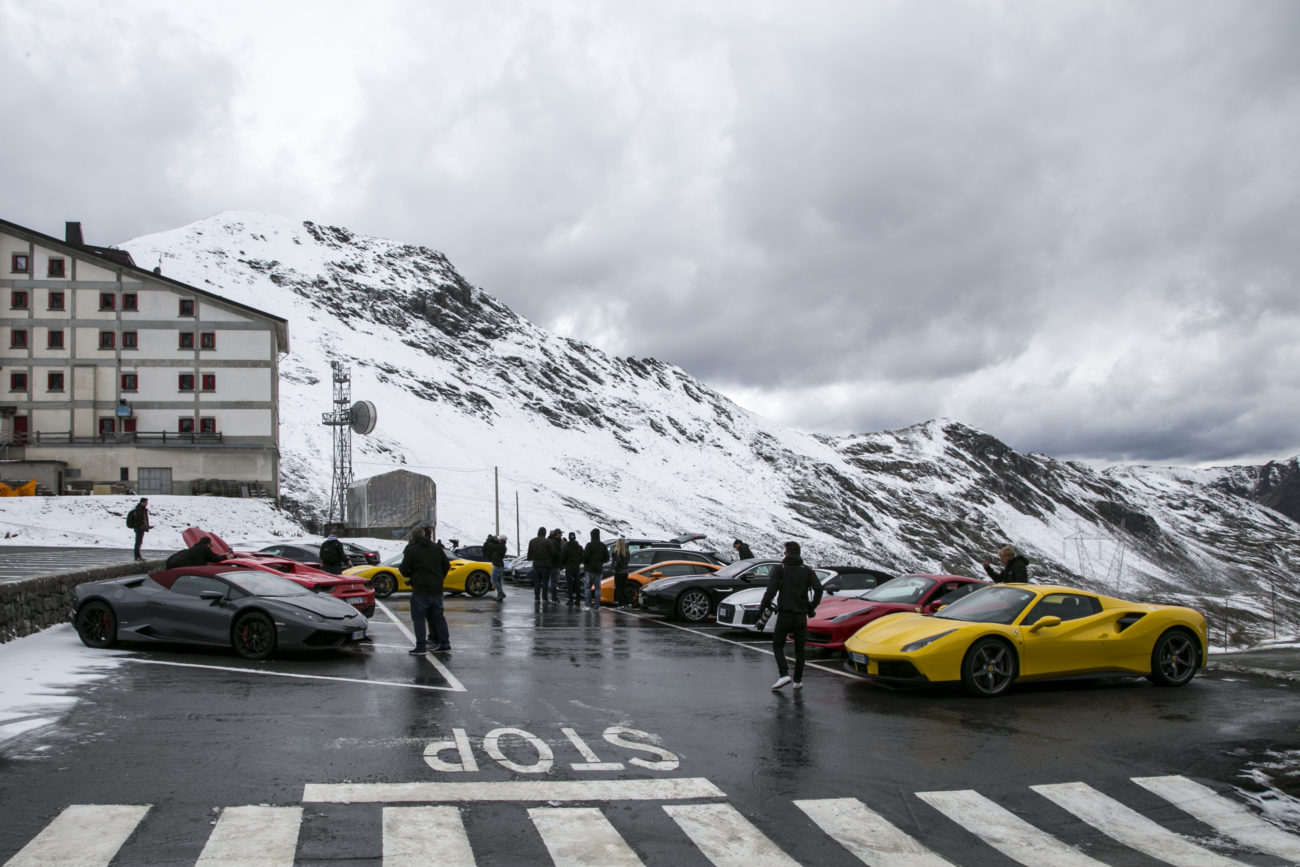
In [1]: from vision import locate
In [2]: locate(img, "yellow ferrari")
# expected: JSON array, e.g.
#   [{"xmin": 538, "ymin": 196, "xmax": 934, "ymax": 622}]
[
  {"xmin": 344, "ymin": 554, "xmax": 494, "ymax": 599},
  {"xmin": 844, "ymin": 583, "xmax": 1208, "ymax": 697}
]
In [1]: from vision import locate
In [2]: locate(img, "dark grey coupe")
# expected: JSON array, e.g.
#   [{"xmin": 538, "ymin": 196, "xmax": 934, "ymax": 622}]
[{"xmin": 72, "ymin": 566, "xmax": 369, "ymax": 660}]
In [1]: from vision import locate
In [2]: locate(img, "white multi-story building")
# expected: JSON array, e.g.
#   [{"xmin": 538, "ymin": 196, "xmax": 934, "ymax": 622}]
[{"xmin": 0, "ymin": 218, "xmax": 288, "ymax": 497}]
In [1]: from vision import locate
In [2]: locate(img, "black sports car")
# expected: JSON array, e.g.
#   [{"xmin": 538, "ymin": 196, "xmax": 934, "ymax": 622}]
[
  {"xmin": 72, "ymin": 566, "xmax": 369, "ymax": 660},
  {"xmin": 637, "ymin": 558, "xmax": 784, "ymax": 622}
]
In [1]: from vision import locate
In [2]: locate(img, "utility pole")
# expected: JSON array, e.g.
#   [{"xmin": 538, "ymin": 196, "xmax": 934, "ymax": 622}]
[{"xmin": 495, "ymin": 466, "xmax": 500, "ymax": 536}]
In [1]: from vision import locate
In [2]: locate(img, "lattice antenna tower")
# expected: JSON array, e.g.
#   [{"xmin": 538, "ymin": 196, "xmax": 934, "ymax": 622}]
[
  {"xmin": 320, "ymin": 360, "xmax": 377, "ymax": 527},
  {"xmin": 1063, "ymin": 520, "xmax": 1127, "ymax": 593}
]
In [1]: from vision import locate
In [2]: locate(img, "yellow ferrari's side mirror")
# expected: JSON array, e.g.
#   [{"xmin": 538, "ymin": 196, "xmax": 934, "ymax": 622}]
[{"xmin": 1030, "ymin": 615, "xmax": 1062, "ymax": 633}]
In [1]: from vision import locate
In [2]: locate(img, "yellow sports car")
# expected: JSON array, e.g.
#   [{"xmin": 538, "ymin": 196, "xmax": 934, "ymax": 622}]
[
  {"xmin": 344, "ymin": 554, "xmax": 494, "ymax": 599},
  {"xmin": 844, "ymin": 583, "xmax": 1208, "ymax": 697}
]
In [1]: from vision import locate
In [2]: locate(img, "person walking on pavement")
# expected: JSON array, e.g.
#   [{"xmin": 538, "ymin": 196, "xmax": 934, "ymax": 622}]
[
  {"xmin": 611, "ymin": 537, "xmax": 631, "ymax": 607},
  {"xmin": 527, "ymin": 527, "xmax": 554, "ymax": 606},
  {"xmin": 127, "ymin": 497, "xmax": 151, "ymax": 561},
  {"xmin": 984, "ymin": 545, "xmax": 1030, "ymax": 583},
  {"xmin": 319, "ymin": 533, "xmax": 347, "ymax": 575},
  {"xmin": 563, "ymin": 532, "xmax": 584, "ymax": 606},
  {"xmin": 548, "ymin": 528, "xmax": 565, "ymax": 603},
  {"xmin": 759, "ymin": 541, "xmax": 824, "ymax": 690},
  {"xmin": 401, "ymin": 526, "xmax": 452, "ymax": 654},
  {"xmin": 733, "ymin": 539, "xmax": 755, "ymax": 561},
  {"xmin": 485, "ymin": 534, "xmax": 508, "ymax": 600},
  {"xmin": 582, "ymin": 529, "xmax": 609, "ymax": 610}
]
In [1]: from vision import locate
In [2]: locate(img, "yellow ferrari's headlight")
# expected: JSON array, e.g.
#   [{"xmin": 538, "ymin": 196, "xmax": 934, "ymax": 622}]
[{"xmin": 901, "ymin": 629, "xmax": 957, "ymax": 652}]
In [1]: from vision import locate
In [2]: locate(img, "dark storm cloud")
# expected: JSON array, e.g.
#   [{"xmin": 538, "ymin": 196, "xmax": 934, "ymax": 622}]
[{"xmin": 3, "ymin": 0, "xmax": 1298, "ymax": 465}]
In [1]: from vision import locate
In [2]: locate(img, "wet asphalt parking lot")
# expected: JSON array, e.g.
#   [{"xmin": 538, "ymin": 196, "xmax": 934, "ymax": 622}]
[{"xmin": 3, "ymin": 577, "xmax": 1300, "ymax": 866}]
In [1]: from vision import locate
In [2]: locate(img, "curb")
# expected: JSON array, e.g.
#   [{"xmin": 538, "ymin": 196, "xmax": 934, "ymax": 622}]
[{"xmin": 1206, "ymin": 662, "xmax": 1300, "ymax": 684}]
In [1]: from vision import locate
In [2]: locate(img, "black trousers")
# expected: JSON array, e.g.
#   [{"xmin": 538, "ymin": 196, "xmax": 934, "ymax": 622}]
[
  {"xmin": 133, "ymin": 529, "xmax": 146, "ymax": 558},
  {"xmin": 772, "ymin": 612, "xmax": 809, "ymax": 681},
  {"xmin": 566, "ymin": 566, "xmax": 583, "ymax": 602}
]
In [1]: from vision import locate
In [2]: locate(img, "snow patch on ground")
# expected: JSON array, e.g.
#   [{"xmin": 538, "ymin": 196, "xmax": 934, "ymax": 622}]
[{"xmin": 1237, "ymin": 750, "xmax": 1300, "ymax": 830}]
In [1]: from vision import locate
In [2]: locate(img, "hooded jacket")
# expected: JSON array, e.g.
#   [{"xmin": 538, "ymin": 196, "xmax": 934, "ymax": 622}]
[
  {"xmin": 985, "ymin": 555, "xmax": 1029, "ymax": 583},
  {"xmin": 759, "ymin": 555, "xmax": 823, "ymax": 615},
  {"xmin": 582, "ymin": 529, "xmax": 609, "ymax": 573},
  {"xmin": 401, "ymin": 536, "xmax": 451, "ymax": 595}
]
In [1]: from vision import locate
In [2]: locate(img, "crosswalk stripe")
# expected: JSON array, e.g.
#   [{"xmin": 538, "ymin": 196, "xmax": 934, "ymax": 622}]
[
  {"xmin": 915, "ymin": 789, "xmax": 1104, "ymax": 866},
  {"xmin": 3, "ymin": 804, "xmax": 149, "ymax": 867},
  {"xmin": 195, "ymin": 805, "xmax": 302, "ymax": 866},
  {"xmin": 1031, "ymin": 782, "xmax": 1244, "ymax": 867},
  {"xmin": 304, "ymin": 777, "xmax": 725, "ymax": 803},
  {"xmin": 528, "ymin": 806, "xmax": 645, "ymax": 866},
  {"xmin": 1133, "ymin": 774, "xmax": 1300, "ymax": 863},
  {"xmin": 663, "ymin": 802, "xmax": 800, "ymax": 866},
  {"xmin": 794, "ymin": 797, "xmax": 953, "ymax": 866},
  {"xmin": 383, "ymin": 806, "xmax": 475, "ymax": 866}
]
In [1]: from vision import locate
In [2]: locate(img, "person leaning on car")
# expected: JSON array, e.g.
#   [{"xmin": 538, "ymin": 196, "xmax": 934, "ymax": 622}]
[
  {"xmin": 164, "ymin": 536, "xmax": 226, "ymax": 570},
  {"xmin": 527, "ymin": 527, "xmax": 555, "ymax": 605},
  {"xmin": 759, "ymin": 541, "xmax": 824, "ymax": 691},
  {"xmin": 984, "ymin": 545, "xmax": 1030, "ymax": 583},
  {"xmin": 402, "ymin": 526, "xmax": 452, "ymax": 654}
]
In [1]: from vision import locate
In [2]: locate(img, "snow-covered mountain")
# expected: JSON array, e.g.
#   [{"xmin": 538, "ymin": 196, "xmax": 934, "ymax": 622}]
[{"xmin": 122, "ymin": 212, "xmax": 1300, "ymax": 645}]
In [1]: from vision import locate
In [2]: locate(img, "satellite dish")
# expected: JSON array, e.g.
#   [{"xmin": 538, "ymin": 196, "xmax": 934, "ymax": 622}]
[{"xmin": 350, "ymin": 400, "xmax": 377, "ymax": 435}]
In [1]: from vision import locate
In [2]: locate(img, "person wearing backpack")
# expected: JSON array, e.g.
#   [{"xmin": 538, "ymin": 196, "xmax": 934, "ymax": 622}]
[
  {"xmin": 758, "ymin": 541, "xmax": 824, "ymax": 690},
  {"xmin": 319, "ymin": 534, "xmax": 347, "ymax": 575},
  {"xmin": 126, "ymin": 498, "xmax": 150, "ymax": 561}
]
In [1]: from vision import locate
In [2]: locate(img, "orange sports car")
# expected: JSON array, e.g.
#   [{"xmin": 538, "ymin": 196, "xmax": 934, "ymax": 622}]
[{"xmin": 600, "ymin": 560, "xmax": 721, "ymax": 606}]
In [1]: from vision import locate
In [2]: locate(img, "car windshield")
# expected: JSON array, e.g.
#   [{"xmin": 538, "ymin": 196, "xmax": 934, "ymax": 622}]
[
  {"xmin": 711, "ymin": 559, "xmax": 774, "ymax": 580},
  {"xmin": 863, "ymin": 575, "xmax": 937, "ymax": 604},
  {"xmin": 381, "ymin": 553, "xmax": 404, "ymax": 567},
  {"xmin": 934, "ymin": 586, "xmax": 1036, "ymax": 624},
  {"xmin": 223, "ymin": 570, "xmax": 313, "ymax": 598}
]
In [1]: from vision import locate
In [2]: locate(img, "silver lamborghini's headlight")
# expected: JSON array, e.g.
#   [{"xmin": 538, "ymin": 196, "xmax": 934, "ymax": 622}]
[{"xmin": 296, "ymin": 610, "xmax": 324, "ymax": 623}]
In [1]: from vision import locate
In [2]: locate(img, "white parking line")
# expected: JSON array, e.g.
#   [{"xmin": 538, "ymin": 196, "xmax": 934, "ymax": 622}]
[
  {"xmin": 375, "ymin": 599, "xmax": 467, "ymax": 692},
  {"xmin": 121, "ymin": 657, "xmax": 456, "ymax": 691},
  {"xmin": 615, "ymin": 609, "xmax": 862, "ymax": 679}
]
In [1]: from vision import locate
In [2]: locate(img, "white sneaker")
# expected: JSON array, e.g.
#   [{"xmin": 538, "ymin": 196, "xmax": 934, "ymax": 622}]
[
  {"xmin": 793, "ymin": 681, "xmax": 803, "ymax": 690},
  {"xmin": 771, "ymin": 676, "xmax": 792, "ymax": 690}
]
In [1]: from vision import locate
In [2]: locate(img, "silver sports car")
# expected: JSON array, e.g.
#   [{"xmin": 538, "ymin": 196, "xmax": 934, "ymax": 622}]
[{"xmin": 72, "ymin": 565, "xmax": 369, "ymax": 660}]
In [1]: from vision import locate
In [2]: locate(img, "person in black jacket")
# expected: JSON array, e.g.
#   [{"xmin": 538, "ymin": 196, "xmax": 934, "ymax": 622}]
[
  {"xmin": 733, "ymin": 539, "xmax": 755, "ymax": 561},
  {"xmin": 563, "ymin": 532, "xmax": 584, "ymax": 606},
  {"xmin": 582, "ymin": 529, "xmax": 610, "ymax": 610},
  {"xmin": 526, "ymin": 527, "xmax": 554, "ymax": 605},
  {"xmin": 319, "ymin": 534, "xmax": 347, "ymax": 575},
  {"xmin": 984, "ymin": 546, "xmax": 1030, "ymax": 583},
  {"xmin": 759, "ymin": 541, "xmax": 823, "ymax": 690},
  {"xmin": 484, "ymin": 534, "xmax": 507, "ymax": 601},
  {"xmin": 164, "ymin": 536, "xmax": 226, "ymax": 570},
  {"xmin": 127, "ymin": 498, "xmax": 151, "ymax": 561},
  {"xmin": 610, "ymin": 538, "xmax": 631, "ymax": 607},
  {"xmin": 401, "ymin": 526, "xmax": 452, "ymax": 653}
]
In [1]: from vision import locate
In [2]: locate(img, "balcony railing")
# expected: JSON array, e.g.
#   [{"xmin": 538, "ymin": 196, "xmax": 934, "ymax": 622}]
[{"xmin": 6, "ymin": 430, "xmax": 225, "ymax": 446}]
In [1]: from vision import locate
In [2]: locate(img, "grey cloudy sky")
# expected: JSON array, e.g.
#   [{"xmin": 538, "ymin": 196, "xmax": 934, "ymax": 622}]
[{"xmin": 4, "ymin": 0, "xmax": 1298, "ymax": 466}]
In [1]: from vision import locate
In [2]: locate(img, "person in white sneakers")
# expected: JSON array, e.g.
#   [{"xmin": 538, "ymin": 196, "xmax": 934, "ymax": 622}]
[{"xmin": 758, "ymin": 541, "xmax": 823, "ymax": 690}]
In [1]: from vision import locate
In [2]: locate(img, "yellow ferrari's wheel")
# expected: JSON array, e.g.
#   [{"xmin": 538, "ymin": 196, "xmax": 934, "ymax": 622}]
[
  {"xmin": 961, "ymin": 638, "xmax": 1018, "ymax": 697},
  {"xmin": 371, "ymin": 571, "xmax": 398, "ymax": 598},
  {"xmin": 465, "ymin": 570, "xmax": 491, "ymax": 597},
  {"xmin": 1148, "ymin": 628, "xmax": 1199, "ymax": 687}
]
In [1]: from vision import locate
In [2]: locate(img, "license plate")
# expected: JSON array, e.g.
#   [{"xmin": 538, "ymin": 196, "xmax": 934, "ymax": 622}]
[
  {"xmin": 718, "ymin": 605, "xmax": 733, "ymax": 620},
  {"xmin": 850, "ymin": 652, "xmax": 868, "ymax": 666},
  {"xmin": 350, "ymin": 630, "xmax": 366, "ymax": 641},
  {"xmin": 348, "ymin": 597, "xmax": 366, "ymax": 607}
]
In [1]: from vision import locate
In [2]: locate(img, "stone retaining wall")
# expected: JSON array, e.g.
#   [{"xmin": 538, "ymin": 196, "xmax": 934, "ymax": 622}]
[{"xmin": 0, "ymin": 561, "xmax": 165, "ymax": 643}]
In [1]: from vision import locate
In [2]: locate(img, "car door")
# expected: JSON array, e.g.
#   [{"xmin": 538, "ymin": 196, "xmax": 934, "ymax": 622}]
[
  {"xmin": 1016, "ymin": 592, "xmax": 1109, "ymax": 677},
  {"xmin": 150, "ymin": 574, "xmax": 235, "ymax": 644}
]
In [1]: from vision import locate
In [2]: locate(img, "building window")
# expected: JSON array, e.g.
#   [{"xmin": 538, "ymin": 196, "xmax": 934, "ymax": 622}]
[
  {"xmin": 10, "ymin": 290, "xmax": 28, "ymax": 309},
  {"xmin": 99, "ymin": 418, "xmax": 116, "ymax": 436},
  {"xmin": 10, "ymin": 329, "xmax": 28, "ymax": 348},
  {"xmin": 99, "ymin": 292, "xmax": 116, "ymax": 310},
  {"xmin": 179, "ymin": 298, "xmax": 195, "ymax": 316},
  {"xmin": 179, "ymin": 332, "xmax": 194, "ymax": 349},
  {"xmin": 47, "ymin": 371, "xmax": 64, "ymax": 391},
  {"xmin": 178, "ymin": 373, "xmax": 195, "ymax": 391},
  {"xmin": 200, "ymin": 331, "xmax": 216, "ymax": 350},
  {"xmin": 48, "ymin": 290, "xmax": 65, "ymax": 311},
  {"xmin": 121, "ymin": 373, "xmax": 138, "ymax": 391},
  {"xmin": 178, "ymin": 417, "xmax": 195, "ymax": 433},
  {"xmin": 11, "ymin": 253, "xmax": 29, "ymax": 273},
  {"xmin": 201, "ymin": 373, "xmax": 216, "ymax": 391},
  {"xmin": 47, "ymin": 329, "xmax": 64, "ymax": 349},
  {"xmin": 99, "ymin": 331, "xmax": 116, "ymax": 349},
  {"xmin": 10, "ymin": 372, "xmax": 28, "ymax": 392},
  {"xmin": 122, "ymin": 331, "xmax": 138, "ymax": 349},
  {"xmin": 199, "ymin": 417, "xmax": 217, "ymax": 434},
  {"xmin": 122, "ymin": 293, "xmax": 138, "ymax": 311},
  {"xmin": 47, "ymin": 258, "xmax": 66, "ymax": 278}
]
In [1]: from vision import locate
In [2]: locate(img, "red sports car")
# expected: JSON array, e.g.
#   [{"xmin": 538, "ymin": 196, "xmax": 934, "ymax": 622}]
[
  {"xmin": 806, "ymin": 574, "xmax": 985, "ymax": 652},
  {"xmin": 181, "ymin": 528, "xmax": 376, "ymax": 616}
]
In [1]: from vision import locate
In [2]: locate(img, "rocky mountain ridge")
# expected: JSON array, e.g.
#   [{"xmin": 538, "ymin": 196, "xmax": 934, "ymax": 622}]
[{"xmin": 122, "ymin": 212, "xmax": 1300, "ymax": 646}]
